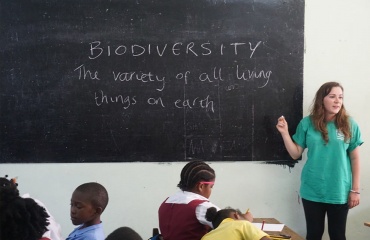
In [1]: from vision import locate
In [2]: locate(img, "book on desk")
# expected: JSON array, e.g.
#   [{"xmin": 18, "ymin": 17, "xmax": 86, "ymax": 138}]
[{"xmin": 254, "ymin": 218, "xmax": 304, "ymax": 240}]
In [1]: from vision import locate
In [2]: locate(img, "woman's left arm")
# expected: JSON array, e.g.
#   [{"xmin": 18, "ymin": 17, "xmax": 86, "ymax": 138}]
[{"xmin": 348, "ymin": 146, "xmax": 361, "ymax": 208}]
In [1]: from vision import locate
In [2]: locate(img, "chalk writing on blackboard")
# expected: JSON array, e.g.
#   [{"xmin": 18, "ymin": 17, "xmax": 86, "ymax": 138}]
[
  {"xmin": 72, "ymin": 40, "xmax": 272, "ymax": 114},
  {"xmin": 0, "ymin": 0, "xmax": 304, "ymax": 163}
]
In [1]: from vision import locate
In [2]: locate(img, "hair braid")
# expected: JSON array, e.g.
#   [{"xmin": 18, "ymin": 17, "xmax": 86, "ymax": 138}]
[
  {"xmin": 177, "ymin": 161, "xmax": 215, "ymax": 191},
  {"xmin": 0, "ymin": 177, "xmax": 49, "ymax": 240}
]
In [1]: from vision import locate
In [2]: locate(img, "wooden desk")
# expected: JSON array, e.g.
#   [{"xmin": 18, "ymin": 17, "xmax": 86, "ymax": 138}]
[
  {"xmin": 254, "ymin": 218, "xmax": 304, "ymax": 240},
  {"xmin": 365, "ymin": 222, "xmax": 370, "ymax": 227}
]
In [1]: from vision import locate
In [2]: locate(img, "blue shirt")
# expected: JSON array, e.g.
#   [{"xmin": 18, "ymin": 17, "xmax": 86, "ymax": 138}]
[{"xmin": 66, "ymin": 222, "xmax": 104, "ymax": 240}]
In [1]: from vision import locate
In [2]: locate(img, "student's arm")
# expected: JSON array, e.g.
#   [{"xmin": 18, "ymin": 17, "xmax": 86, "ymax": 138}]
[
  {"xmin": 196, "ymin": 202, "xmax": 220, "ymax": 228},
  {"xmin": 276, "ymin": 116, "xmax": 304, "ymax": 160},
  {"xmin": 261, "ymin": 237, "xmax": 272, "ymax": 240},
  {"xmin": 348, "ymin": 146, "xmax": 360, "ymax": 208}
]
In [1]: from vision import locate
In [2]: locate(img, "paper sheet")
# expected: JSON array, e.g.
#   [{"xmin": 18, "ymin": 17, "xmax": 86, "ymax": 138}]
[{"xmin": 252, "ymin": 222, "xmax": 285, "ymax": 231}]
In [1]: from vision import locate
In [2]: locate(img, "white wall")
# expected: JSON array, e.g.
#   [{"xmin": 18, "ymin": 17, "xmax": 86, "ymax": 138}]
[{"xmin": 1, "ymin": 0, "xmax": 370, "ymax": 239}]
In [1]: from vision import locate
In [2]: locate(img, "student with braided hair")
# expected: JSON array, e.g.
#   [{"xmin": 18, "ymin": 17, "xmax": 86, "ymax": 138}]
[
  {"xmin": 0, "ymin": 176, "xmax": 50, "ymax": 240},
  {"xmin": 158, "ymin": 160, "xmax": 220, "ymax": 240}
]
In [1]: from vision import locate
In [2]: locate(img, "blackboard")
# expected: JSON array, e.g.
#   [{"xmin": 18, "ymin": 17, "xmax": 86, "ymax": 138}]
[{"xmin": 0, "ymin": 0, "xmax": 304, "ymax": 163}]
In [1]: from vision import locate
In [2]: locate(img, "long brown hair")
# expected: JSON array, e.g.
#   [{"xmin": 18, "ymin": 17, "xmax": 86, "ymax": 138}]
[{"xmin": 309, "ymin": 82, "xmax": 351, "ymax": 143}]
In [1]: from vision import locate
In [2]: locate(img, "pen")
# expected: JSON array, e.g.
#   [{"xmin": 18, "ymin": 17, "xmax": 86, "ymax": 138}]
[
  {"xmin": 269, "ymin": 235, "xmax": 291, "ymax": 240},
  {"xmin": 268, "ymin": 235, "xmax": 291, "ymax": 239},
  {"xmin": 245, "ymin": 208, "xmax": 250, "ymax": 214},
  {"xmin": 261, "ymin": 220, "xmax": 265, "ymax": 230}
]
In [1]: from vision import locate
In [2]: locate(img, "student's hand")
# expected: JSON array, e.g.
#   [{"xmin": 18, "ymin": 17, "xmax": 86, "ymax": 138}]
[
  {"xmin": 245, "ymin": 211, "xmax": 253, "ymax": 222},
  {"xmin": 276, "ymin": 116, "xmax": 288, "ymax": 134},
  {"xmin": 240, "ymin": 212, "xmax": 254, "ymax": 222}
]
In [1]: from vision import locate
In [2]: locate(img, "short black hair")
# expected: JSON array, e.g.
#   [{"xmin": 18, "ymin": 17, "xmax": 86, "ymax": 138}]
[
  {"xmin": 177, "ymin": 160, "xmax": 215, "ymax": 191},
  {"xmin": 106, "ymin": 227, "xmax": 143, "ymax": 240},
  {"xmin": 0, "ymin": 177, "xmax": 49, "ymax": 240},
  {"xmin": 205, "ymin": 207, "xmax": 236, "ymax": 229},
  {"xmin": 75, "ymin": 182, "xmax": 109, "ymax": 211}
]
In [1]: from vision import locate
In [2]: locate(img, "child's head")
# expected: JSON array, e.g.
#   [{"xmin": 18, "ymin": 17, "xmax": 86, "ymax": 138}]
[
  {"xmin": 177, "ymin": 160, "xmax": 216, "ymax": 198},
  {"xmin": 70, "ymin": 182, "xmax": 109, "ymax": 227},
  {"xmin": 205, "ymin": 207, "xmax": 244, "ymax": 229},
  {"xmin": 0, "ymin": 176, "xmax": 49, "ymax": 240},
  {"xmin": 105, "ymin": 226, "xmax": 143, "ymax": 240}
]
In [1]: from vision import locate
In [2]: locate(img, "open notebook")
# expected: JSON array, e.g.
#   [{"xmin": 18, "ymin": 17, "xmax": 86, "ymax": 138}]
[{"xmin": 252, "ymin": 222, "xmax": 285, "ymax": 231}]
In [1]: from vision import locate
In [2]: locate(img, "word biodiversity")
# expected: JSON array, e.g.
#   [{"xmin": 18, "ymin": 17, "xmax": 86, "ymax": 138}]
[{"xmin": 87, "ymin": 40, "xmax": 263, "ymax": 59}]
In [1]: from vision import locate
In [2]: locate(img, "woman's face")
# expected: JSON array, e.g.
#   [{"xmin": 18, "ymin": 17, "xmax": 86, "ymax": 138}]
[{"xmin": 323, "ymin": 86, "xmax": 343, "ymax": 120}]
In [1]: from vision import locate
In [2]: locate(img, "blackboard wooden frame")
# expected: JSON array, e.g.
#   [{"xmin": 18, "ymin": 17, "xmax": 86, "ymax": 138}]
[{"xmin": 0, "ymin": 0, "xmax": 304, "ymax": 164}]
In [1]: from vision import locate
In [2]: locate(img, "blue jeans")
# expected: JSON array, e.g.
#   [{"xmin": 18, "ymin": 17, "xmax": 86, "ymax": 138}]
[{"xmin": 302, "ymin": 198, "xmax": 348, "ymax": 240}]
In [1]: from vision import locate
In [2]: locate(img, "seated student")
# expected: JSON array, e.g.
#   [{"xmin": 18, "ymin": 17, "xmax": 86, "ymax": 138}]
[
  {"xmin": 201, "ymin": 207, "xmax": 270, "ymax": 240},
  {"xmin": 158, "ymin": 160, "xmax": 220, "ymax": 240},
  {"xmin": 105, "ymin": 226, "xmax": 143, "ymax": 240},
  {"xmin": 66, "ymin": 182, "xmax": 109, "ymax": 240},
  {"xmin": 0, "ymin": 176, "xmax": 50, "ymax": 240},
  {"xmin": 22, "ymin": 193, "xmax": 64, "ymax": 240}
]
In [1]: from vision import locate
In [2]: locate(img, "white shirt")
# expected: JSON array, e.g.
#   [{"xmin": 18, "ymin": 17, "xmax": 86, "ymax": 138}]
[{"xmin": 165, "ymin": 191, "xmax": 220, "ymax": 228}]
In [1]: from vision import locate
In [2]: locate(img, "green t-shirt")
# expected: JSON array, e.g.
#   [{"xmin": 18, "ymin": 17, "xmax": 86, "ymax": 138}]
[{"xmin": 293, "ymin": 116, "xmax": 363, "ymax": 204}]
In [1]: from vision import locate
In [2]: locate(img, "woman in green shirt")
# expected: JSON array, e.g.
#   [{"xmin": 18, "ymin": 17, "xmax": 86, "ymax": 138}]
[{"xmin": 276, "ymin": 82, "xmax": 363, "ymax": 240}]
